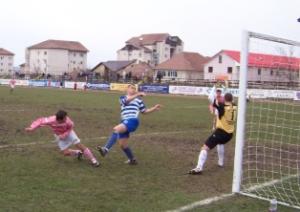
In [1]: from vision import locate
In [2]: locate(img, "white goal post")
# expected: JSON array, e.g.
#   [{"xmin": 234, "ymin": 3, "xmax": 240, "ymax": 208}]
[{"xmin": 232, "ymin": 31, "xmax": 300, "ymax": 210}]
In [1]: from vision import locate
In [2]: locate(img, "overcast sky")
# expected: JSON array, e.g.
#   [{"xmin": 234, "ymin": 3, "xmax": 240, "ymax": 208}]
[{"xmin": 0, "ymin": 0, "xmax": 300, "ymax": 68}]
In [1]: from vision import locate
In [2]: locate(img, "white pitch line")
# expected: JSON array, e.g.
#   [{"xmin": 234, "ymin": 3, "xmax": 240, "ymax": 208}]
[
  {"xmin": 0, "ymin": 130, "xmax": 199, "ymax": 149},
  {"xmin": 0, "ymin": 109, "xmax": 26, "ymax": 112},
  {"xmin": 246, "ymin": 174, "xmax": 299, "ymax": 193},
  {"xmin": 166, "ymin": 193, "xmax": 234, "ymax": 212}
]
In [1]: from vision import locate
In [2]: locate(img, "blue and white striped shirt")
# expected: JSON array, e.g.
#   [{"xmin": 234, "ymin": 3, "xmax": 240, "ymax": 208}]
[{"xmin": 120, "ymin": 96, "xmax": 146, "ymax": 120}]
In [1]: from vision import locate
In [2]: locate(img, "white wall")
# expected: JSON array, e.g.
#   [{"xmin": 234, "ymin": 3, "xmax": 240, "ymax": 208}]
[
  {"xmin": 68, "ymin": 51, "xmax": 87, "ymax": 72},
  {"xmin": 118, "ymin": 49, "xmax": 152, "ymax": 64},
  {"xmin": 204, "ymin": 52, "xmax": 239, "ymax": 80},
  {"xmin": 0, "ymin": 55, "xmax": 14, "ymax": 75},
  {"xmin": 117, "ymin": 40, "xmax": 183, "ymax": 66},
  {"xmin": 27, "ymin": 49, "xmax": 87, "ymax": 75},
  {"xmin": 154, "ymin": 69, "xmax": 203, "ymax": 81},
  {"xmin": 48, "ymin": 49, "xmax": 68, "ymax": 75},
  {"xmin": 204, "ymin": 52, "xmax": 300, "ymax": 82},
  {"xmin": 27, "ymin": 49, "xmax": 48, "ymax": 74},
  {"xmin": 248, "ymin": 67, "xmax": 299, "ymax": 82}
]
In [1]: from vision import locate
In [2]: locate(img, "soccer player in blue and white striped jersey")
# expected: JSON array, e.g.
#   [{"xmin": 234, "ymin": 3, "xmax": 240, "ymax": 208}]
[{"xmin": 97, "ymin": 84, "xmax": 161, "ymax": 165}]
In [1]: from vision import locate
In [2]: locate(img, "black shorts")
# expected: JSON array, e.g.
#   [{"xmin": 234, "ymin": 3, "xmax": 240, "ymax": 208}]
[{"xmin": 205, "ymin": 128, "xmax": 233, "ymax": 150}]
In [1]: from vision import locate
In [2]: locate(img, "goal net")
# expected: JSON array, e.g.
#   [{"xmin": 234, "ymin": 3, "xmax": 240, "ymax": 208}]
[{"xmin": 232, "ymin": 31, "xmax": 300, "ymax": 210}]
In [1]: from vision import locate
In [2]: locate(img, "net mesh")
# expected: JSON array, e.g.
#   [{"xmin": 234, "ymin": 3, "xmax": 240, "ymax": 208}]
[{"xmin": 240, "ymin": 34, "xmax": 300, "ymax": 209}]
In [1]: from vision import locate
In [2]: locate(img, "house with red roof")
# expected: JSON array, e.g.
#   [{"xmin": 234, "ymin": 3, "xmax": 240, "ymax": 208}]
[
  {"xmin": 204, "ymin": 50, "xmax": 300, "ymax": 82},
  {"xmin": 154, "ymin": 52, "xmax": 210, "ymax": 82},
  {"xmin": 26, "ymin": 40, "xmax": 88, "ymax": 75},
  {"xmin": 117, "ymin": 33, "xmax": 183, "ymax": 66},
  {"xmin": 0, "ymin": 48, "xmax": 14, "ymax": 75}
]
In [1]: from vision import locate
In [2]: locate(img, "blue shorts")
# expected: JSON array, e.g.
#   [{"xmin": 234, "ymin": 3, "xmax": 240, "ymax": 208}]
[{"xmin": 119, "ymin": 118, "xmax": 139, "ymax": 139}]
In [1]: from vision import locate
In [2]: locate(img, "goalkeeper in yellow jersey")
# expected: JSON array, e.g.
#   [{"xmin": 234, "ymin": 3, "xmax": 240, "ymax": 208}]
[{"xmin": 189, "ymin": 93, "xmax": 237, "ymax": 175}]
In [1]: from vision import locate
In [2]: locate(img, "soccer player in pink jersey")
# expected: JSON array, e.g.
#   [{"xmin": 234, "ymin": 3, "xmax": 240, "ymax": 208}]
[
  {"xmin": 25, "ymin": 110, "xmax": 100, "ymax": 167},
  {"xmin": 9, "ymin": 78, "xmax": 16, "ymax": 94}
]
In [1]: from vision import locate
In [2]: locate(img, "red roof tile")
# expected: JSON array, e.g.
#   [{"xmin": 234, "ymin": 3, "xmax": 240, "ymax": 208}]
[
  {"xmin": 0, "ymin": 48, "xmax": 14, "ymax": 56},
  {"xmin": 155, "ymin": 52, "xmax": 210, "ymax": 71},
  {"xmin": 222, "ymin": 50, "xmax": 300, "ymax": 70},
  {"xmin": 28, "ymin": 40, "xmax": 88, "ymax": 52}
]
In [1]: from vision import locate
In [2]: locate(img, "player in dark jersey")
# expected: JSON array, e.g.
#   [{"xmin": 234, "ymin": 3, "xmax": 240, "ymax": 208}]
[{"xmin": 189, "ymin": 93, "xmax": 237, "ymax": 175}]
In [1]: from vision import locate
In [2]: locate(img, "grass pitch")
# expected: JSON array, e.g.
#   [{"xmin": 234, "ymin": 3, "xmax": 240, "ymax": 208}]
[{"xmin": 0, "ymin": 86, "xmax": 296, "ymax": 211}]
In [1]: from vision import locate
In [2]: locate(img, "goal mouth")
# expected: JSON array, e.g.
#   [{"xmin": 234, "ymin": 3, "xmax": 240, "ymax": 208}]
[{"xmin": 232, "ymin": 31, "xmax": 300, "ymax": 210}]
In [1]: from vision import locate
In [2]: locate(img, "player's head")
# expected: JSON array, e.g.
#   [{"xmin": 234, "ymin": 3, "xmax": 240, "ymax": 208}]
[
  {"xmin": 56, "ymin": 110, "xmax": 67, "ymax": 123},
  {"xmin": 224, "ymin": 93, "xmax": 233, "ymax": 103},
  {"xmin": 216, "ymin": 89, "xmax": 222, "ymax": 97},
  {"xmin": 127, "ymin": 84, "xmax": 137, "ymax": 95}
]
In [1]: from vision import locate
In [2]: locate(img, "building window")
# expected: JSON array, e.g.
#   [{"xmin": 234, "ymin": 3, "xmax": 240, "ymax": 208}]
[
  {"xmin": 73, "ymin": 61, "xmax": 76, "ymax": 64},
  {"xmin": 270, "ymin": 70, "xmax": 273, "ymax": 76},
  {"xmin": 218, "ymin": 55, "xmax": 222, "ymax": 63},
  {"xmin": 80, "ymin": 61, "xmax": 83, "ymax": 64},
  {"xmin": 167, "ymin": 70, "xmax": 177, "ymax": 77},
  {"xmin": 0, "ymin": 69, "xmax": 3, "ymax": 72},
  {"xmin": 165, "ymin": 54, "xmax": 168, "ymax": 58},
  {"xmin": 80, "ymin": 53, "xmax": 84, "ymax": 57},
  {"xmin": 227, "ymin": 67, "xmax": 233, "ymax": 74},
  {"xmin": 0, "ymin": 63, "xmax": 3, "ymax": 66},
  {"xmin": 44, "ymin": 51, "xmax": 47, "ymax": 55},
  {"xmin": 0, "ymin": 56, "xmax": 3, "ymax": 60},
  {"xmin": 73, "ymin": 53, "xmax": 76, "ymax": 57},
  {"xmin": 208, "ymin": 67, "xmax": 213, "ymax": 73},
  {"xmin": 258, "ymin": 68, "xmax": 261, "ymax": 75},
  {"xmin": 8, "ymin": 63, "xmax": 12, "ymax": 66},
  {"xmin": 139, "ymin": 53, "xmax": 142, "ymax": 57}
]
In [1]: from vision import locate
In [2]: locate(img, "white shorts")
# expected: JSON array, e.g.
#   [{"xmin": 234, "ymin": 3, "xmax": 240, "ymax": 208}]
[
  {"xmin": 55, "ymin": 130, "xmax": 80, "ymax": 151},
  {"xmin": 10, "ymin": 85, "xmax": 15, "ymax": 89},
  {"xmin": 213, "ymin": 109, "xmax": 219, "ymax": 116}
]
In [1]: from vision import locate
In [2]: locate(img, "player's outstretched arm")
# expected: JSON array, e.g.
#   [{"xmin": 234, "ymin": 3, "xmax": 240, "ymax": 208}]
[
  {"xmin": 25, "ymin": 127, "xmax": 35, "ymax": 132},
  {"xmin": 24, "ymin": 116, "xmax": 53, "ymax": 133},
  {"xmin": 142, "ymin": 104, "xmax": 161, "ymax": 114}
]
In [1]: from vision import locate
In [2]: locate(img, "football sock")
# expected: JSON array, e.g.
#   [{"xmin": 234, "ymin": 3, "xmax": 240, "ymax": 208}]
[
  {"xmin": 196, "ymin": 149, "xmax": 208, "ymax": 170},
  {"xmin": 217, "ymin": 144, "xmax": 225, "ymax": 166},
  {"xmin": 122, "ymin": 147, "xmax": 134, "ymax": 160},
  {"xmin": 104, "ymin": 132, "xmax": 119, "ymax": 151},
  {"xmin": 83, "ymin": 148, "xmax": 97, "ymax": 163},
  {"xmin": 66, "ymin": 149, "xmax": 81, "ymax": 157}
]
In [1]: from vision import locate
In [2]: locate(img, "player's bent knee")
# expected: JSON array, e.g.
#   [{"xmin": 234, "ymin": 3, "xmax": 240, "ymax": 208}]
[
  {"xmin": 119, "ymin": 141, "xmax": 128, "ymax": 149},
  {"xmin": 75, "ymin": 143, "xmax": 86, "ymax": 151}
]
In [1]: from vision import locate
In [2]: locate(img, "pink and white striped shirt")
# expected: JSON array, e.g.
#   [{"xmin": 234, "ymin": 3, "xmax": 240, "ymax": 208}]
[{"xmin": 29, "ymin": 116, "xmax": 74, "ymax": 139}]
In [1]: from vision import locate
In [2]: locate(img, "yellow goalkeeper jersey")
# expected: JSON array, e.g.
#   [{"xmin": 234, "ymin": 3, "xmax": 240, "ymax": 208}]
[{"xmin": 214, "ymin": 101, "xmax": 237, "ymax": 134}]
